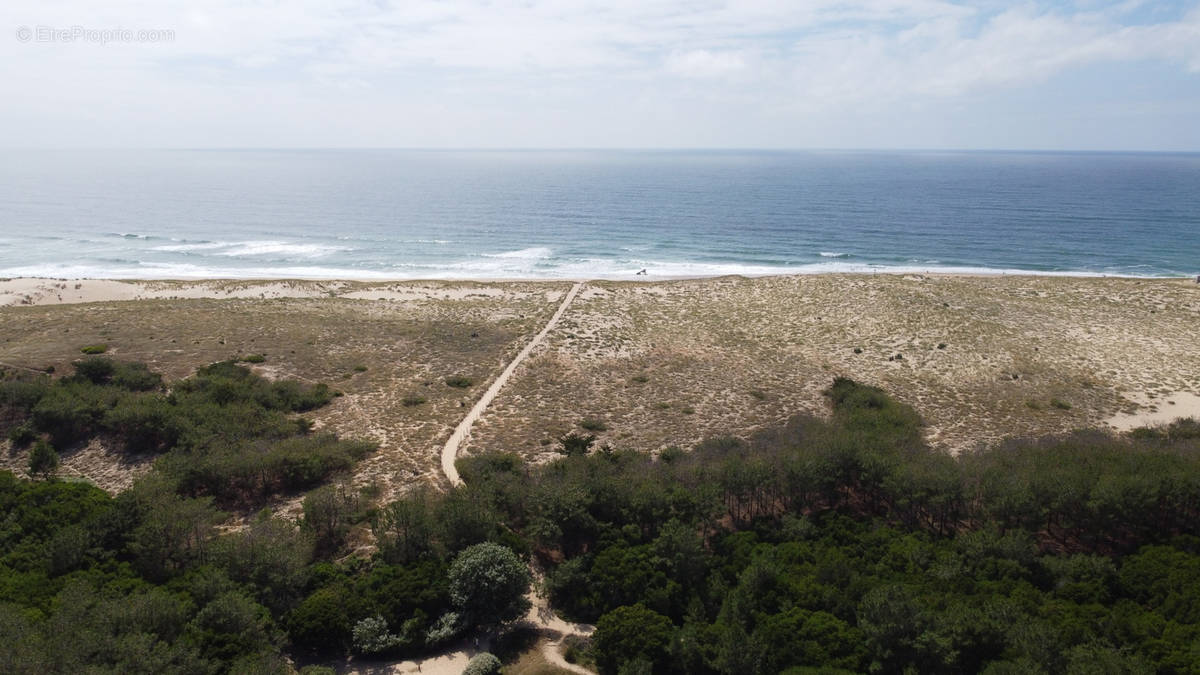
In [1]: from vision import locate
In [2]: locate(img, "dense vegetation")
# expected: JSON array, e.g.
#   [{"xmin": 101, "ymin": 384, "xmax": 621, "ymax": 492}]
[
  {"xmin": 0, "ymin": 358, "xmax": 536, "ymax": 673},
  {"xmin": 2, "ymin": 357, "xmax": 1199, "ymax": 674},
  {"xmin": 448, "ymin": 378, "xmax": 1200, "ymax": 674},
  {"xmin": 2, "ymin": 357, "xmax": 369, "ymax": 508}
]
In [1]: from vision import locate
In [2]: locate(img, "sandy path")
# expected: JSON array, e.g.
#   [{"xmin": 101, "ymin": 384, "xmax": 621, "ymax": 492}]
[
  {"xmin": 436, "ymin": 282, "xmax": 596, "ymax": 674},
  {"xmin": 440, "ymin": 282, "xmax": 583, "ymax": 486},
  {"xmin": 526, "ymin": 586, "xmax": 595, "ymax": 675}
]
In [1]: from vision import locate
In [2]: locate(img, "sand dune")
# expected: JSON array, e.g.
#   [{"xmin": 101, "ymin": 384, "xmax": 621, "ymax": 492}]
[{"xmin": 2, "ymin": 274, "xmax": 1198, "ymax": 495}]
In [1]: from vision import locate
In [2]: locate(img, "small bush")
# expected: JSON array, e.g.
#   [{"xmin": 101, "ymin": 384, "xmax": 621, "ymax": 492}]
[
  {"xmin": 402, "ymin": 394, "xmax": 427, "ymax": 407},
  {"xmin": 562, "ymin": 635, "xmax": 594, "ymax": 667},
  {"xmin": 748, "ymin": 389, "xmax": 767, "ymax": 400},
  {"xmin": 1026, "ymin": 400, "xmax": 1043, "ymax": 411},
  {"xmin": 353, "ymin": 365, "xmax": 368, "ymax": 373},
  {"xmin": 29, "ymin": 439, "xmax": 58, "ymax": 478},
  {"xmin": 0, "ymin": 377, "xmax": 51, "ymax": 412},
  {"xmin": 631, "ymin": 374, "xmax": 649, "ymax": 384},
  {"xmin": 239, "ymin": 354, "xmax": 266, "ymax": 364},
  {"xmin": 463, "ymin": 652, "xmax": 502, "ymax": 675},
  {"xmin": 7, "ymin": 422, "xmax": 37, "ymax": 448},
  {"xmin": 351, "ymin": 616, "xmax": 400, "ymax": 655},
  {"xmin": 659, "ymin": 446, "xmax": 685, "ymax": 463},
  {"xmin": 853, "ymin": 347, "xmax": 863, "ymax": 354},
  {"xmin": 73, "ymin": 356, "xmax": 116, "ymax": 383},
  {"xmin": 80, "ymin": 344, "xmax": 108, "ymax": 354},
  {"xmin": 445, "ymin": 375, "xmax": 474, "ymax": 388},
  {"xmin": 681, "ymin": 406, "xmax": 695, "ymax": 415},
  {"xmin": 580, "ymin": 418, "xmax": 608, "ymax": 432},
  {"xmin": 1051, "ymin": 398, "xmax": 1072, "ymax": 410},
  {"xmin": 558, "ymin": 432, "xmax": 596, "ymax": 457}
]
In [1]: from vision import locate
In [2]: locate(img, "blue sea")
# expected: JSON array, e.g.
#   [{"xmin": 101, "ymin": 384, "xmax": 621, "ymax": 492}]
[{"xmin": 0, "ymin": 150, "xmax": 1197, "ymax": 280}]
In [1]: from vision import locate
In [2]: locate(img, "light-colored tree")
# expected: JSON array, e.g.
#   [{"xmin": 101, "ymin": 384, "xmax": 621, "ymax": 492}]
[{"xmin": 448, "ymin": 542, "xmax": 531, "ymax": 627}]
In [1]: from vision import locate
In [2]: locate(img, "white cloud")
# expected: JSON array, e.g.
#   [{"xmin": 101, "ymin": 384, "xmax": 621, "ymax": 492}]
[
  {"xmin": 0, "ymin": 0, "xmax": 1198, "ymax": 148},
  {"xmin": 665, "ymin": 49, "xmax": 748, "ymax": 78}
]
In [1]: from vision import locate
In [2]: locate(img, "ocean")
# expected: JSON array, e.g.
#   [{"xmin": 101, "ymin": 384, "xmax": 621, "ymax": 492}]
[{"xmin": 0, "ymin": 149, "xmax": 1197, "ymax": 280}]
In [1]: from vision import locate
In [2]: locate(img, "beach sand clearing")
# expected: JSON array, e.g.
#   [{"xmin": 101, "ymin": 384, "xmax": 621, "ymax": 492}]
[
  {"xmin": 1106, "ymin": 391, "xmax": 1200, "ymax": 431},
  {"xmin": 3, "ymin": 274, "xmax": 1199, "ymax": 493}
]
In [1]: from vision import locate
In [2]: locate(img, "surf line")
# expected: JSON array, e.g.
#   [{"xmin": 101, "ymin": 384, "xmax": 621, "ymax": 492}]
[{"xmin": 440, "ymin": 282, "xmax": 584, "ymax": 486}]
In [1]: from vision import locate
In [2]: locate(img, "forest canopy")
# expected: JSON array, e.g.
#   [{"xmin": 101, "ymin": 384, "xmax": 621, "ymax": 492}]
[{"xmin": 1, "ymin": 361, "xmax": 1198, "ymax": 674}]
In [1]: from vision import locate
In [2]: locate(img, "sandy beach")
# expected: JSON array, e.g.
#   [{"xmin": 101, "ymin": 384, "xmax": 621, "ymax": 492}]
[{"xmin": 2, "ymin": 274, "xmax": 1199, "ymax": 499}]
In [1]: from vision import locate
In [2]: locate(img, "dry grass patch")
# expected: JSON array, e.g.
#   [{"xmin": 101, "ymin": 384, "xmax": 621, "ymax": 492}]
[
  {"xmin": 466, "ymin": 275, "xmax": 1200, "ymax": 461},
  {"xmin": 0, "ymin": 280, "xmax": 569, "ymax": 501}
]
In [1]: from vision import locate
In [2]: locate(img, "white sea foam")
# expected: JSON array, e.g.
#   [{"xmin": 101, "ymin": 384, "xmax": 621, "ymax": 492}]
[
  {"xmin": 0, "ymin": 258, "xmax": 1164, "ymax": 282},
  {"xmin": 480, "ymin": 247, "xmax": 553, "ymax": 259},
  {"xmin": 216, "ymin": 241, "xmax": 350, "ymax": 258},
  {"xmin": 819, "ymin": 251, "xmax": 850, "ymax": 258},
  {"xmin": 152, "ymin": 241, "xmax": 231, "ymax": 252},
  {"xmin": 0, "ymin": 261, "xmax": 397, "ymax": 280}
]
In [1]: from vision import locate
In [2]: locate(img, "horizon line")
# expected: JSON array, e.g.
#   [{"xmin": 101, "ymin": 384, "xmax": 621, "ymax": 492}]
[{"xmin": 2, "ymin": 146, "xmax": 1200, "ymax": 154}]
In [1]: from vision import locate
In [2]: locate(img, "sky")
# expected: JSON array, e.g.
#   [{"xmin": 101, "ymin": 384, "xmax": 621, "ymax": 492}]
[{"xmin": 3, "ymin": 1, "xmax": 1199, "ymax": 150}]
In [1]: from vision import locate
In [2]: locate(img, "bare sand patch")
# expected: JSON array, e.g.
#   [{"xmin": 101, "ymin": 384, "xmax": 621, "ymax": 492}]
[{"xmin": 1107, "ymin": 392, "xmax": 1200, "ymax": 431}]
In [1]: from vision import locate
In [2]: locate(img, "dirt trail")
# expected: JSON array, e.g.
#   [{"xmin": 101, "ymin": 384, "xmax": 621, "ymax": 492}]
[
  {"xmin": 436, "ymin": 281, "xmax": 596, "ymax": 674},
  {"xmin": 526, "ymin": 585, "xmax": 595, "ymax": 675},
  {"xmin": 440, "ymin": 282, "xmax": 583, "ymax": 486}
]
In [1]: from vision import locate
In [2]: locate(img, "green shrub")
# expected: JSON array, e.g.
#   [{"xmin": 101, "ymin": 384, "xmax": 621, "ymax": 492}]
[
  {"xmin": 103, "ymin": 395, "xmax": 181, "ymax": 452},
  {"xmin": 402, "ymin": 394, "xmax": 427, "ymax": 407},
  {"xmin": 74, "ymin": 356, "xmax": 162, "ymax": 391},
  {"xmin": 558, "ymin": 432, "xmax": 596, "ymax": 457},
  {"xmin": 1051, "ymin": 398, "xmax": 1072, "ymax": 410},
  {"xmin": 353, "ymin": 365, "xmax": 367, "ymax": 373},
  {"xmin": 0, "ymin": 377, "xmax": 51, "ymax": 412},
  {"xmin": 562, "ymin": 635, "xmax": 594, "ymax": 666},
  {"xmin": 580, "ymin": 418, "xmax": 608, "ymax": 432},
  {"xmin": 7, "ymin": 422, "xmax": 37, "ymax": 448},
  {"xmin": 352, "ymin": 616, "xmax": 401, "ymax": 655},
  {"xmin": 445, "ymin": 376, "xmax": 474, "ymax": 389},
  {"xmin": 111, "ymin": 362, "xmax": 164, "ymax": 391},
  {"xmin": 80, "ymin": 344, "xmax": 108, "ymax": 354},
  {"xmin": 239, "ymin": 354, "xmax": 266, "ymax": 363},
  {"xmin": 73, "ymin": 356, "xmax": 117, "ymax": 383},
  {"xmin": 462, "ymin": 652, "xmax": 502, "ymax": 675},
  {"xmin": 449, "ymin": 543, "xmax": 531, "ymax": 627},
  {"xmin": 28, "ymin": 439, "xmax": 58, "ymax": 478},
  {"xmin": 31, "ymin": 381, "xmax": 113, "ymax": 447},
  {"xmin": 593, "ymin": 604, "xmax": 673, "ymax": 675},
  {"xmin": 288, "ymin": 588, "xmax": 352, "ymax": 652}
]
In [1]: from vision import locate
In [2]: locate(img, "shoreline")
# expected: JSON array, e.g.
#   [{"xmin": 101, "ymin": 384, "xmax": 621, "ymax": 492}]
[{"xmin": 2, "ymin": 273, "xmax": 1196, "ymax": 307}]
